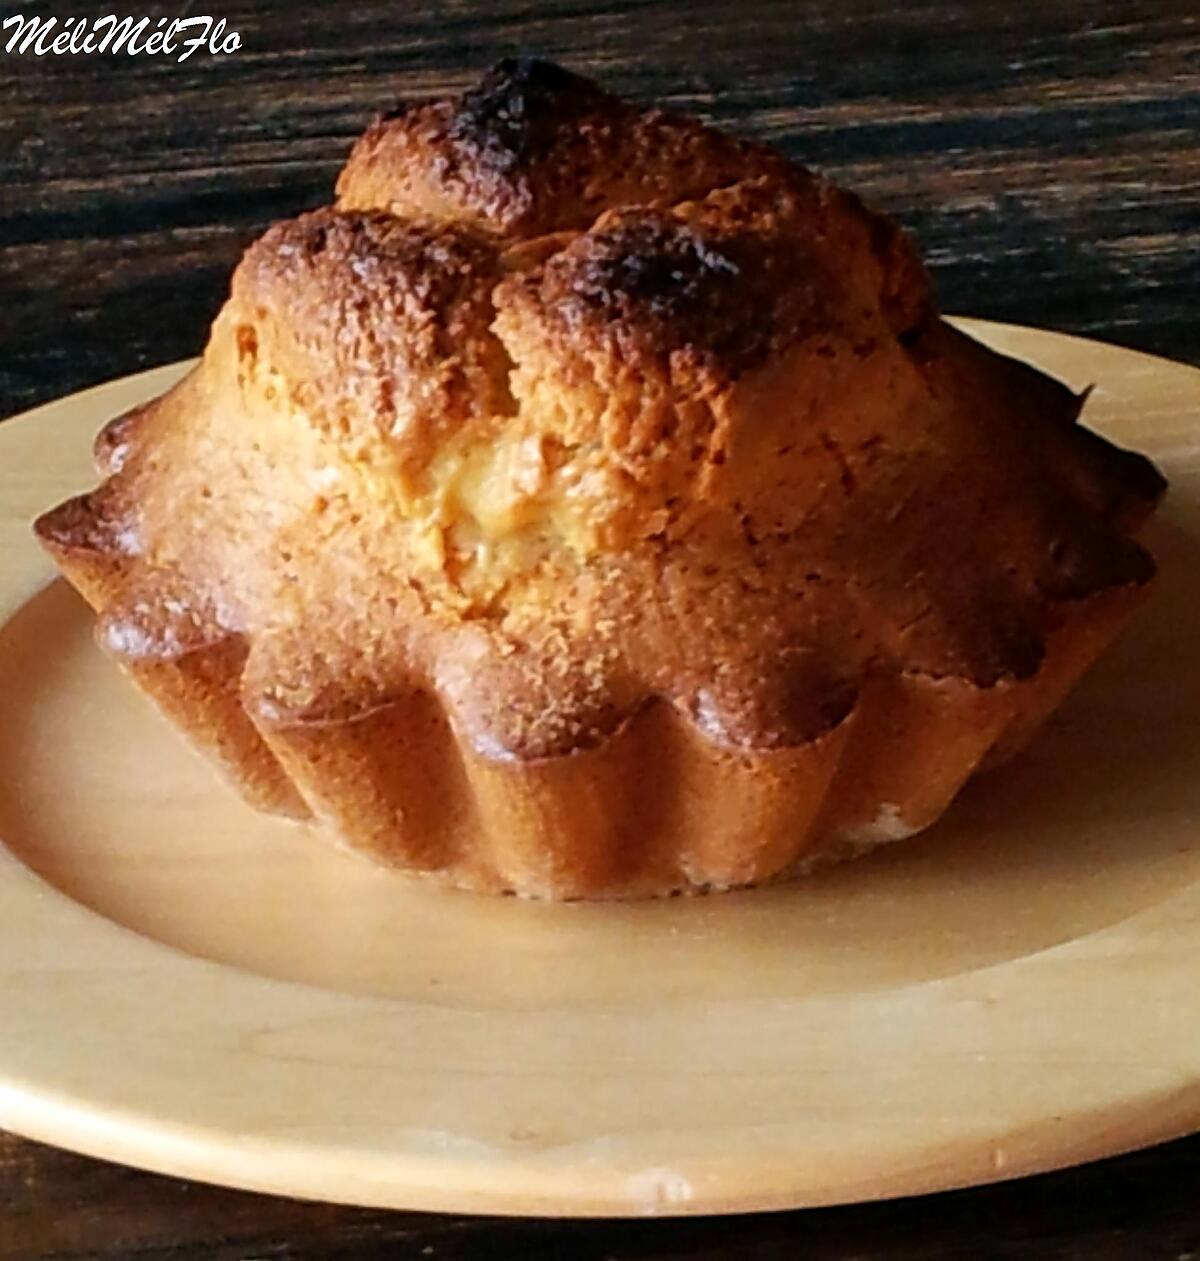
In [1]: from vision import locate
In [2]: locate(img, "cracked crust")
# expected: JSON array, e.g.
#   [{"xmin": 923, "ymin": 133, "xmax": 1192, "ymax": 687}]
[
  {"xmin": 337, "ymin": 57, "xmax": 794, "ymax": 238},
  {"xmin": 36, "ymin": 59, "xmax": 1166, "ymax": 898}
]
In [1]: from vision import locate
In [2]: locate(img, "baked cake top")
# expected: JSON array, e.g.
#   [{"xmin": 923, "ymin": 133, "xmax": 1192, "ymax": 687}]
[{"xmin": 37, "ymin": 58, "xmax": 1165, "ymax": 760}]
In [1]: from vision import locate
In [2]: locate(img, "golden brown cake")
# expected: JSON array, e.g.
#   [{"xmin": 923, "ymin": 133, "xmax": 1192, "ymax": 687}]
[{"xmin": 36, "ymin": 59, "xmax": 1165, "ymax": 899}]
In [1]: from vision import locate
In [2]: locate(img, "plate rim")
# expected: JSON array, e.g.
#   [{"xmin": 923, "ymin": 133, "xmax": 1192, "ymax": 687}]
[{"xmin": 2, "ymin": 319, "xmax": 1200, "ymax": 1217}]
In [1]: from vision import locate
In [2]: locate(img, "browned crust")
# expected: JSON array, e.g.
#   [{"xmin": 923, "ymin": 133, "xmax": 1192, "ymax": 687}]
[
  {"xmin": 337, "ymin": 57, "xmax": 795, "ymax": 238},
  {"xmin": 33, "ymin": 59, "xmax": 1167, "ymax": 897},
  {"xmin": 35, "ymin": 490, "xmax": 307, "ymax": 818},
  {"xmin": 230, "ymin": 209, "xmax": 513, "ymax": 470}
]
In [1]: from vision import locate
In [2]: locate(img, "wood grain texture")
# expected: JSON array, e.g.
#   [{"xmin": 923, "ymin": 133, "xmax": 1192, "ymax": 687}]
[
  {"xmin": 2, "ymin": 0, "xmax": 1200, "ymax": 1256},
  {"xmin": 2, "ymin": 0, "xmax": 1198, "ymax": 419}
]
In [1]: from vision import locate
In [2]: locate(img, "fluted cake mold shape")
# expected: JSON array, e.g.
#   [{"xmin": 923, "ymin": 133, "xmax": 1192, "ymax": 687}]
[{"xmin": 36, "ymin": 59, "xmax": 1165, "ymax": 898}]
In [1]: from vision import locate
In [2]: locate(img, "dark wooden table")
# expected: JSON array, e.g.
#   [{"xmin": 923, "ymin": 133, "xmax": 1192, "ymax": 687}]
[{"xmin": 3, "ymin": 1, "xmax": 1199, "ymax": 1255}]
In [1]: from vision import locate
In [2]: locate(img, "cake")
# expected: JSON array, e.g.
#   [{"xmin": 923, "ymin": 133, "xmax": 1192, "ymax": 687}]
[{"xmin": 35, "ymin": 59, "xmax": 1166, "ymax": 899}]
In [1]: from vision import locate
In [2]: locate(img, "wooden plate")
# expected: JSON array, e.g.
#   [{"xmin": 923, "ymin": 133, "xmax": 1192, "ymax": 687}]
[{"xmin": 1, "ymin": 320, "xmax": 1199, "ymax": 1217}]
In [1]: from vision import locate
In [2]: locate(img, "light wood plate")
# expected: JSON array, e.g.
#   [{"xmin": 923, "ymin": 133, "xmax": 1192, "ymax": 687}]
[{"xmin": 1, "ymin": 320, "xmax": 1199, "ymax": 1217}]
